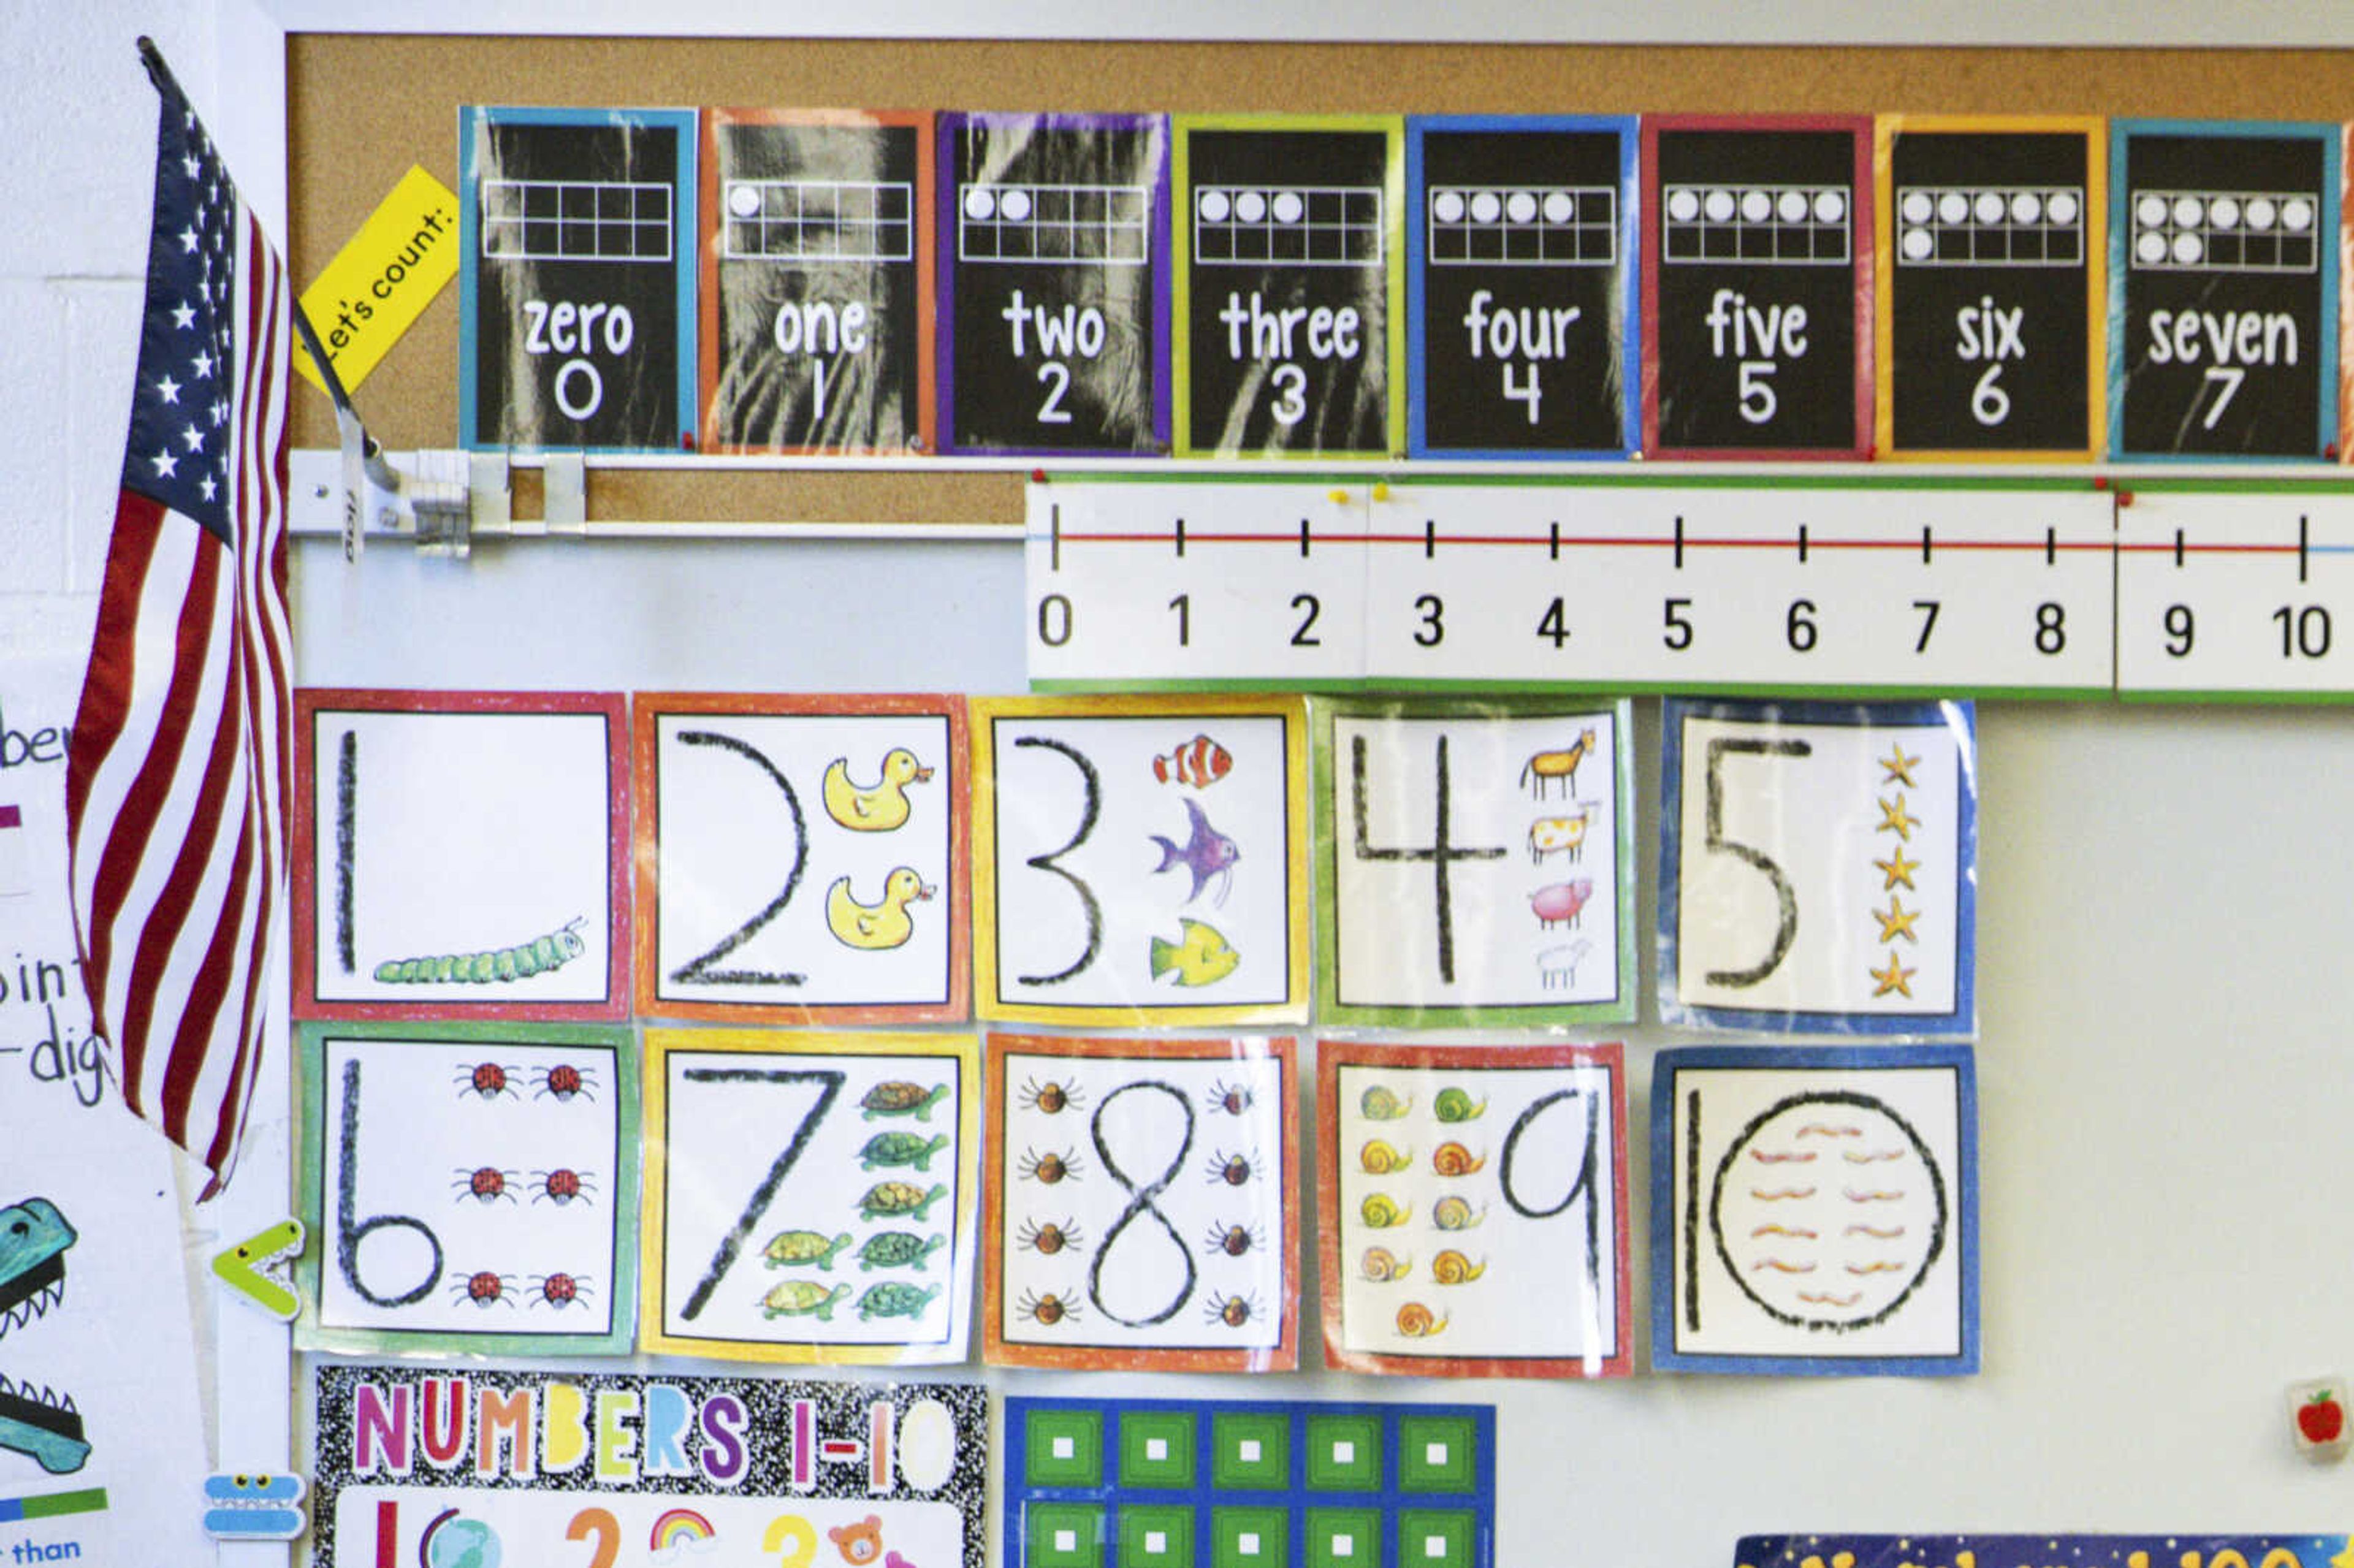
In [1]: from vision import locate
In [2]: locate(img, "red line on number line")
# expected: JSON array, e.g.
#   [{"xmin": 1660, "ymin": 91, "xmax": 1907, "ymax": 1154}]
[
  {"xmin": 1057, "ymin": 532, "xmax": 2120, "ymax": 552},
  {"xmin": 2114, "ymin": 542, "xmax": 2302, "ymax": 554}
]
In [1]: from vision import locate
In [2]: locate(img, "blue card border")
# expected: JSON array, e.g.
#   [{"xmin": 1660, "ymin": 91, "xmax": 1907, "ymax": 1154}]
[
  {"xmin": 1656, "ymin": 696, "xmax": 1979, "ymax": 1037},
  {"xmin": 1647, "ymin": 1041, "xmax": 1981, "ymax": 1377},
  {"xmin": 1406, "ymin": 115, "xmax": 1640, "ymax": 460}
]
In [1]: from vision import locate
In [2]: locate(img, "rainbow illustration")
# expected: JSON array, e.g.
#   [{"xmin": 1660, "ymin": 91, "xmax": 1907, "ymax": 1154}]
[{"xmin": 650, "ymin": 1508, "xmax": 717, "ymax": 1551}]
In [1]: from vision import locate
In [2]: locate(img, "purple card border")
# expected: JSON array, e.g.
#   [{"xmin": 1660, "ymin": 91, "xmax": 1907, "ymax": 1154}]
[{"xmin": 937, "ymin": 111, "xmax": 1173, "ymax": 456}]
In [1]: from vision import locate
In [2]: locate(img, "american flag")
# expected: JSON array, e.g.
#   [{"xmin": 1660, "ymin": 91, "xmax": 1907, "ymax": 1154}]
[{"xmin": 66, "ymin": 47, "xmax": 292, "ymax": 1197}]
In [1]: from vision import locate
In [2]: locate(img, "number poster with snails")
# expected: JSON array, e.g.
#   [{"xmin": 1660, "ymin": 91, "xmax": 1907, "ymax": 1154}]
[
  {"xmin": 295, "ymin": 1022, "xmax": 641, "ymax": 1357},
  {"xmin": 639, "ymin": 1030, "xmax": 981, "ymax": 1365},
  {"xmin": 1319, "ymin": 1042, "xmax": 1629, "ymax": 1377},
  {"xmin": 291, "ymin": 690, "xmax": 633, "ymax": 1022},
  {"xmin": 983, "ymin": 1034, "xmax": 1299, "ymax": 1371},
  {"xmin": 1650, "ymin": 1044, "xmax": 1979, "ymax": 1375}
]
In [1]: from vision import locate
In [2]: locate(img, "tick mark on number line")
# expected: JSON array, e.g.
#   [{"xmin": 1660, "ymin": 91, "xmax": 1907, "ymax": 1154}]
[
  {"xmin": 1424, "ymin": 519, "xmax": 1437, "ymax": 558},
  {"xmin": 1919, "ymin": 526, "xmax": 1932, "ymax": 564},
  {"xmin": 1299, "ymin": 517, "xmax": 1312, "ymax": 558},
  {"xmin": 1175, "ymin": 516, "xmax": 1186, "ymax": 557},
  {"xmin": 1049, "ymin": 503, "xmax": 1061, "ymax": 572},
  {"xmin": 1549, "ymin": 520, "xmax": 1560, "ymax": 560},
  {"xmin": 1797, "ymin": 524, "xmax": 1809, "ymax": 563},
  {"xmin": 2044, "ymin": 526, "xmax": 2056, "ymax": 566},
  {"xmin": 2299, "ymin": 512, "xmax": 2310, "ymax": 583},
  {"xmin": 2174, "ymin": 528, "xmax": 2185, "ymax": 568},
  {"xmin": 1675, "ymin": 515, "xmax": 1685, "ymax": 570}
]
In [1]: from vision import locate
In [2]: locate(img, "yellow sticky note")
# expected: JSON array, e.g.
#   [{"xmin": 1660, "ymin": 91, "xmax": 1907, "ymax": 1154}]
[{"xmin": 292, "ymin": 165, "xmax": 459, "ymax": 395}]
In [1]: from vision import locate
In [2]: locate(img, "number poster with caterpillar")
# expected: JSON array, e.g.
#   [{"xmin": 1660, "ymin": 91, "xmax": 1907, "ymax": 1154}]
[
  {"xmin": 639, "ymin": 1029, "xmax": 981, "ymax": 1365},
  {"xmin": 305, "ymin": 1364, "xmax": 986, "ymax": 1568},
  {"xmin": 295, "ymin": 1022, "xmax": 641, "ymax": 1357},
  {"xmin": 1317, "ymin": 1042, "xmax": 1630, "ymax": 1379},
  {"xmin": 1315, "ymin": 701, "xmax": 1634, "ymax": 1025},
  {"xmin": 1658, "ymin": 698, "xmax": 1978, "ymax": 1037},
  {"xmin": 291, "ymin": 690, "xmax": 632, "ymax": 1021},
  {"xmin": 1650, "ymin": 1044, "xmax": 1979, "ymax": 1376},
  {"xmin": 983, "ymin": 1034, "xmax": 1299, "ymax": 1372},
  {"xmin": 633, "ymin": 693, "xmax": 969, "ymax": 1024}
]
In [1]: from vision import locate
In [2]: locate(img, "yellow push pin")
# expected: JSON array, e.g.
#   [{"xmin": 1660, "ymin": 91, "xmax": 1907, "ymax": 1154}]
[
  {"xmin": 1328, "ymin": 489, "xmax": 1350, "ymax": 504},
  {"xmin": 1371, "ymin": 482, "xmax": 1392, "ymax": 501}
]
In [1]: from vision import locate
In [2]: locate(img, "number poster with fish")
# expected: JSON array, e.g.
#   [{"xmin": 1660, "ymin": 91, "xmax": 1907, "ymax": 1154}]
[
  {"xmin": 291, "ymin": 690, "xmax": 631, "ymax": 1021},
  {"xmin": 295, "ymin": 1022, "xmax": 640, "ymax": 1357},
  {"xmin": 971, "ymin": 695, "xmax": 1309, "ymax": 1025},
  {"xmin": 984, "ymin": 1034, "xmax": 1299, "ymax": 1372},
  {"xmin": 1316, "ymin": 701, "xmax": 1634, "ymax": 1025},
  {"xmin": 1318, "ymin": 1043, "xmax": 1629, "ymax": 1379},
  {"xmin": 1658, "ymin": 698, "xmax": 1978, "ymax": 1037},
  {"xmin": 1650, "ymin": 1044, "xmax": 1979, "ymax": 1376},
  {"xmin": 641, "ymin": 1029, "xmax": 980, "ymax": 1365},
  {"xmin": 306, "ymin": 1364, "xmax": 987, "ymax": 1568},
  {"xmin": 633, "ymin": 693, "xmax": 969, "ymax": 1024}
]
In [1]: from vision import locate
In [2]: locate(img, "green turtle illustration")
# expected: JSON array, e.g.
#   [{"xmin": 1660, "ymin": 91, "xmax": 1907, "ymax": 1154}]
[
  {"xmin": 763, "ymin": 1230, "xmax": 853, "ymax": 1271},
  {"xmin": 858, "ymin": 1231, "xmax": 946, "ymax": 1271},
  {"xmin": 856, "ymin": 1281, "xmax": 942, "ymax": 1321},
  {"xmin": 859, "ymin": 1131, "xmax": 950, "ymax": 1172},
  {"xmin": 858, "ymin": 1181, "xmax": 947, "ymax": 1223},
  {"xmin": 760, "ymin": 1279, "xmax": 851, "ymax": 1322},
  {"xmin": 861, "ymin": 1081, "xmax": 950, "ymax": 1122}
]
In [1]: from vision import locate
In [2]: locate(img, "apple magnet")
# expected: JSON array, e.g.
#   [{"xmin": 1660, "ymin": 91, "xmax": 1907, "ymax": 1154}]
[{"xmin": 2287, "ymin": 1377, "xmax": 2351, "ymax": 1459}]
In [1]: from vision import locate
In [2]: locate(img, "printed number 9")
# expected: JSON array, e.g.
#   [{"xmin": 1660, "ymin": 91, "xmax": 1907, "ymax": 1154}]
[
  {"xmin": 2163, "ymin": 603, "xmax": 2195, "ymax": 658},
  {"xmin": 764, "ymin": 1513, "xmax": 819, "ymax": 1568},
  {"xmin": 1270, "ymin": 364, "xmax": 1308, "ymax": 425}
]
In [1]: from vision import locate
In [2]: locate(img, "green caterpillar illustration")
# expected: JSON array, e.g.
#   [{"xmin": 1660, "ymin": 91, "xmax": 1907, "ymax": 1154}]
[{"xmin": 373, "ymin": 918, "xmax": 587, "ymax": 984}]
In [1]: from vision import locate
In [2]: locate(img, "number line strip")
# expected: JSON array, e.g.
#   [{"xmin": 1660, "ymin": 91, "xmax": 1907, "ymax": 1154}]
[{"xmin": 1056, "ymin": 530, "xmax": 2119, "ymax": 551}]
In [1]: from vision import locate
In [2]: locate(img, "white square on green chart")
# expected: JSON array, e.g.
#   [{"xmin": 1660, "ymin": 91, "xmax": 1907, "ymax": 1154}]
[
  {"xmin": 1305, "ymin": 1412, "xmax": 1384, "ymax": 1490},
  {"xmin": 1209, "ymin": 1506, "xmax": 1289, "ymax": 1568},
  {"xmin": 1119, "ymin": 1504, "xmax": 1197, "ymax": 1568},
  {"xmin": 1397, "ymin": 1510, "xmax": 1478, "ymax": 1568},
  {"xmin": 1209, "ymin": 1410, "xmax": 1290, "ymax": 1488},
  {"xmin": 1120, "ymin": 1410, "xmax": 1198, "ymax": 1488},
  {"xmin": 1026, "ymin": 1502, "xmax": 1107, "ymax": 1568},
  {"xmin": 1308, "ymin": 1508, "xmax": 1385, "ymax": 1568},
  {"xmin": 1028, "ymin": 1409, "xmax": 1106, "ymax": 1488},
  {"xmin": 1396, "ymin": 1413, "xmax": 1477, "ymax": 1492}
]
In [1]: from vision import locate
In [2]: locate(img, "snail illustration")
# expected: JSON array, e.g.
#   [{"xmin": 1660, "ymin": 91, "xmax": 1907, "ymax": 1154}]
[
  {"xmin": 1359, "ymin": 1139, "xmax": 1413, "ymax": 1174},
  {"xmin": 1430, "ymin": 1141, "xmax": 1486, "ymax": 1177},
  {"xmin": 1395, "ymin": 1301, "xmax": 1449, "ymax": 1338},
  {"xmin": 1360, "ymin": 1084, "xmax": 1412, "ymax": 1121},
  {"xmin": 1360, "ymin": 1246, "xmax": 1413, "ymax": 1283},
  {"xmin": 1360, "ymin": 1193, "xmax": 1413, "ymax": 1228},
  {"xmin": 1431, "ymin": 1195, "xmax": 1486, "ymax": 1231},
  {"xmin": 1433, "ymin": 1086, "xmax": 1487, "ymax": 1123},
  {"xmin": 1431, "ymin": 1249, "xmax": 1487, "ymax": 1284}
]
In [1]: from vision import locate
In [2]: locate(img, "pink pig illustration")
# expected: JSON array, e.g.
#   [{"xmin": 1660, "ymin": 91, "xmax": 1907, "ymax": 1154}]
[{"xmin": 1530, "ymin": 878, "xmax": 1594, "ymax": 930}]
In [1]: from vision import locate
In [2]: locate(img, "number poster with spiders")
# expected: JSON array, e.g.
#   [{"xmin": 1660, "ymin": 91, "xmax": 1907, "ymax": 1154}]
[
  {"xmin": 295, "ymin": 1023, "xmax": 639, "ymax": 1357},
  {"xmin": 1316, "ymin": 701, "xmax": 1634, "ymax": 1025},
  {"xmin": 1317, "ymin": 1043, "xmax": 1630, "ymax": 1378},
  {"xmin": 971, "ymin": 695, "xmax": 1309, "ymax": 1025},
  {"xmin": 1650, "ymin": 1044, "xmax": 1979, "ymax": 1376},
  {"xmin": 306, "ymin": 1364, "xmax": 987, "ymax": 1568},
  {"xmin": 1659, "ymin": 698, "xmax": 1978, "ymax": 1037},
  {"xmin": 291, "ymin": 690, "xmax": 631, "ymax": 1021},
  {"xmin": 640, "ymin": 1029, "xmax": 980, "ymax": 1365},
  {"xmin": 633, "ymin": 693, "xmax": 969, "ymax": 1024},
  {"xmin": 984, "ymin": 1034, "xmax": 1299, "ymax": 1371}
]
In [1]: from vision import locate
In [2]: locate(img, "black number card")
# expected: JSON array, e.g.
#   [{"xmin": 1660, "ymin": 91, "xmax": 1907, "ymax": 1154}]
[
  {"xmin": 702, "ymin": 109, "xmax": 934, "ymax": 454},
  {"xmin": 1644, "ymin": 115, "xmax": 1870, "ymax": 458},
  {"xmin": 1409, "ymin": 116, "xmax": 1635, "ymax": 457},
  {"xmin": 1878, "ymin": 116, "xmax": 2104, "ymax": 459},
  {"xmin": 1176, "ymin": 115, "xmax": 1403, "ymax": 458},
  {"xmin": 460, "ymin": 107, "xmax": 696, "ymax": 452},
  {"xmin": 2112, "ymin": 120, "xmax": 2339, "ymax": 460}
]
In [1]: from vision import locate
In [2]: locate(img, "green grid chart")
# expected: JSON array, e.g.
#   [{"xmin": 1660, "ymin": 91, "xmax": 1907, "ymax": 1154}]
[{"xmin": 1008, "ymin": 1397, "xmax": 1496, "ymax": 1568}]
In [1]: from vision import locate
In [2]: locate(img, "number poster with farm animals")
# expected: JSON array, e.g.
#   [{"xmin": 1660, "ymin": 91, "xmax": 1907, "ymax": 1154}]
[
  {"xmin": 972, "ymin": 696, "xmax": 1309, "ymax": 1024},
  {"xmin": 1650, "ymin": 1044, "xmax": 1979, "ymax": 1375},
  {"xmin": 985, "ymin": 1035, "xmax": 1298, "ymax": 1371},
  {"xmin": 1317, "ymin": 1043, "xmax": 1629, "ymax": 1378},
  {"xmin": 634, "ymin": 693, "xmax": 969, "ymax": 1023},
  {"xmin": 641, "ymin": 1030, "xmax": 980, "ymax": 1365},
  {"xmin": 306, "ymin": 1364, "xmax": 986, "ymax": 1568},
  {"xmin": 292, "ymin": 690, "xmax": 631, "ymax": 1021},
  {"xmin": 1659, "ymin": 698, "xmax": 1978, "ymax": 1036},
  {"xmin": 297, "ymin": 1022, "xmax": 639, "ymax": 1357},
  {"xmin": 1317, "ymin": 702, "xmax": 1633, "ymax": 1024}
]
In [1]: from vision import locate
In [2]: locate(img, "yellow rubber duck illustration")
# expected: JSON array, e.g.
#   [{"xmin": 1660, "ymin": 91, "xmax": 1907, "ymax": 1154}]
[
  {"xmin": 825, "ymin": 867, "xmax": 934, "ymax": 950},
  {"xmin": 822, "ymin": 748, "xmax": 933, "ymax": 832}
]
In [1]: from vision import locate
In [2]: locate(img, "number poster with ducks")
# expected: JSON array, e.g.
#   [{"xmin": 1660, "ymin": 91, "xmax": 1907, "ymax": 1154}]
[
  {"xmin": 640, "ymin": 1030, "xmax": 981, "ymax": 1365},
  {"xmin": 983, "ymin": 1034, "xmax": 1299, "ymax": 1371}
]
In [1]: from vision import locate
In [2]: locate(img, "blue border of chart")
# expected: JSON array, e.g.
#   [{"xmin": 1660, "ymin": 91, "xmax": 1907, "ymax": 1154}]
[
  {"xmin": 2106, "ymin": 118, "xmax": 2341, "ymax": 463},
  {"xmin": 1647, "ymin": 1042, "xmax": 1981, "ymax": 1377},
  {"xmin": 1656, "ymin": 696, "xmax": 1978, "ymax": 1037},
  {"xmin": 1406, "ymin": 114, "xmax": 1640, "ymax": 460},
  {"xmin": 457, "ymin": 105, "xmax": 699, "ymax": 454}
]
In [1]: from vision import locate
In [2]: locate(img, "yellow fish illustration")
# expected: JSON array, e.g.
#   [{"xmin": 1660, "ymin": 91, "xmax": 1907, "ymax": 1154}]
[{"xmin": 1149, "ymin": 918, "xmax": 1240, "ymax": 988}]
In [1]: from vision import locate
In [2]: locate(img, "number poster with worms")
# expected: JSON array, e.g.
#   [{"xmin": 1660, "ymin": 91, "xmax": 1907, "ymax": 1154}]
[
  {"xmin": 291, "ymin": 690, "xmax": 631, "ymax": 1021},
  {"xmin": 1658, "ymin": 698, "xmax": 1978, "ymax": 1037},
  {"xmin": 1317, "ymin": 1042, "xmax": 1630, "ymax": 1379},
  {"xmin": 984, "ymin": 1034, "xmax": 1299, "ymax": 1371},
  {"xmin": 1316, "ymin": 701, "xmax": 1634, "ymax": 1024},
  {"xmin": 296, "ymin": 1022, "xmax": 640, "ymax": 1357},
  {"xmin": 1650, "ymin": 1044, "xmax": 1979, "ymax": 1375},
  {"xmin": 306, "ymin": 1364, "xmax": 986, "ymax": 1568},
  {"xmin": 633, "ymin": 693, "xmax": 969, "ymax": 1024},
  {"xmin": 640, "ymin": 1029, "xmax": 980, "ymax": 1365},
  {"xmin": 971, "ymin": 695, "xmax": 1309, "ymax": 1025}
]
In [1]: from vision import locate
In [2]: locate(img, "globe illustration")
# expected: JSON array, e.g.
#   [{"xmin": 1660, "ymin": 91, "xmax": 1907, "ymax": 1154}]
[{"xmin": 424, "ymin": 1516, "xmax": 503, "ymax": 1568}]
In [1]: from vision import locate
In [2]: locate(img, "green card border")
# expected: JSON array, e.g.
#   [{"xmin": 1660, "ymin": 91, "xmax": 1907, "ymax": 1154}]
[
  {"xmin": 1310, "ymin": 694, "xmax": 1638, "ymax": 1026},
  {"xmin": 294, "ymin": 1019, "xmax": 642, "ymax": 1358}
]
